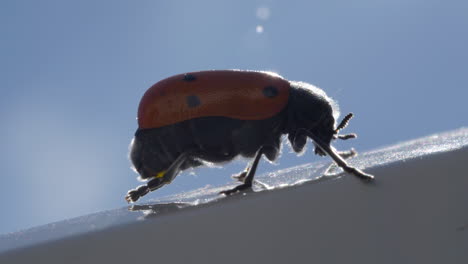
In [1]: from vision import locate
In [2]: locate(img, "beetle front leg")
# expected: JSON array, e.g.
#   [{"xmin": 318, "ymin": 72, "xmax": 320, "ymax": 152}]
[{"xmin": 306, "ymin": 131, "xmax": 374, "ymax": 180}]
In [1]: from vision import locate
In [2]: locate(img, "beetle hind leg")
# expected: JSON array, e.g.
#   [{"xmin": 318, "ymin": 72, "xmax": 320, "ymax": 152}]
[
  {"xmin": 125, "ymin": 151, "xmax": 192, "ymax": 203},
  {"xmin": 125, "ymin": 184, "xmax": 150, "ymax": 203}
]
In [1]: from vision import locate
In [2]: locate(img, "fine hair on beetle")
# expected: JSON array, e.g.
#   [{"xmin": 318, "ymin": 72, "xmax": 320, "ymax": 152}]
[{"xmin": 126, "ymin": 70, "xmax": 373, "ymax": 203}]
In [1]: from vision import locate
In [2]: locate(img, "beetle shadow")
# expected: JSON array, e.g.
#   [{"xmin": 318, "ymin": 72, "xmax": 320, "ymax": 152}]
[
  {"xmin": 127, "ymin": 186, "xmax": 259, "ymax": 220},
  {"xmin": 128, "ymin": 202, "xmax": 194, "ymax": 218},
  {"xmin": 128, "ymin": 163, "xmax": 339, "ymax": 221}
]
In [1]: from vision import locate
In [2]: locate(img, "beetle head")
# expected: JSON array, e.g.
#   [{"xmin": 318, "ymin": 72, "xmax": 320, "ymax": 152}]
[
  {"xmin": 129, "ymin": 130, "xmax": 174, "ymax": 191},
  {"xmin": 287, "ymin": 82, "xmax": 357, "ymax": 154},
  {"xmin": 312, "ymin": 113, "xmax": 357, "ymax": 156},
  {"xmin": 287, "ymin": 82, "xmax": 338, "ymax": 152}
]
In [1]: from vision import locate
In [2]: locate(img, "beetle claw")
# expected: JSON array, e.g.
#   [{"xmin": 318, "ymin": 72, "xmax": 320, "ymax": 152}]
[
  {"xmin": 347, "ymin": 167, "xmax": 375, "ymax": 180},
  {"xmin": 231, "ymin": 171, "xmax": 248, "ymax": 183},
  {"xmin": 125, "ymin": 190, "xmax": 140, "ymax": 203},
  {"xmin": 125, "ymin": 184, "xmax": 149, "ymax": 203},
  {"xmin": 125, "ymin": 192, "xmax": 137, "ymax": 203}
]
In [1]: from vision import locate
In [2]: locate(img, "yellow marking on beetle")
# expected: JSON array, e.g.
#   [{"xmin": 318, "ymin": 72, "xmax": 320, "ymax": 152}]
[{"xmin": 155, "ymin": 170, "xmax": 166, "ymax": 178}]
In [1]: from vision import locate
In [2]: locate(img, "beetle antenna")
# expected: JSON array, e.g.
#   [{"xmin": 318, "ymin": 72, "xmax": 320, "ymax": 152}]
[
  {"xmin": 336, "ymin": 133, "xmax": 357, "ymax": 140},
  {"xmin": 335, "ymin": 113, "xmax": 353, "ymax": 133},
  {"xmin": 334, "ymin": 113, "xmax": 357, "ymax": 141}
]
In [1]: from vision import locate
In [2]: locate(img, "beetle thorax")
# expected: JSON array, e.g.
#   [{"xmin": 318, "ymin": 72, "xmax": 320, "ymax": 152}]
[{"xmin": 286, "ymin": 81, "xmax": 339, "ymax": 152}]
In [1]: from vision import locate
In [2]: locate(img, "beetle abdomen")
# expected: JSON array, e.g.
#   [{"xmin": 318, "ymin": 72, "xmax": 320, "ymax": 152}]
[
  {"xmin": 131, "ymin": 114, "xmax": 286, "ymax": 179},
  {"xmin": 137, "ymin": 70, "xmax": 290, "ymax": 129}
]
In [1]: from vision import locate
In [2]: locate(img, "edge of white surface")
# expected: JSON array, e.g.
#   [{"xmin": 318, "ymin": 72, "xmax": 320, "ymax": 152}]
[{"xmin": 1, "ymin": 128, "xmax": 468, "ymax": 263}]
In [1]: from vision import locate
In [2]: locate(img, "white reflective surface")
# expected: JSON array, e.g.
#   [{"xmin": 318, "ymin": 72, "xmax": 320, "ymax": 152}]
[{"xmin": 1, "ymin": 128, "xmax": 467, "ymax": 255}]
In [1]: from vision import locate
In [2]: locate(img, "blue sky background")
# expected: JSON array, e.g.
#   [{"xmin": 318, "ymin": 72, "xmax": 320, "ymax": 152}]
[{"xmin": 1, "ymin": 0, "xmax": 467, "ymax": 234}]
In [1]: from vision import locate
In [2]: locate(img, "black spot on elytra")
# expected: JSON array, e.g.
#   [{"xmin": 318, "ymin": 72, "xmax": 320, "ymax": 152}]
[
  {"xmin": 263, "ymin": 86, "xmax": 279, "ymax": 98},
  {"xmin": 186, "ymin": 95, "xmax": 201, "ymax": 108},
  {"xmin": 182, "ymin": 74, "xmax": 197, "ymax": 82}
]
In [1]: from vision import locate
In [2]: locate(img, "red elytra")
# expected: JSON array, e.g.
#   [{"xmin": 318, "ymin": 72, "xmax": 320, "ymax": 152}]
[{"xmin": 137, "ymin": 70, "xmax": 290, "ymax": 129}]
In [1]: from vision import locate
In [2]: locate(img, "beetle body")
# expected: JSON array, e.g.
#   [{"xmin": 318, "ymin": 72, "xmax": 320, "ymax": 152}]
[{"xmin": 126, "ymin": 70, "xmax": 373, "ymax": 202}]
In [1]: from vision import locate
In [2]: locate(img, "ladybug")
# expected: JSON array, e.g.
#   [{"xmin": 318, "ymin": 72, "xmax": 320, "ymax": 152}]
[{"xmin": 126, "ymin": 70, "xmax": 373, "ymax": 203}]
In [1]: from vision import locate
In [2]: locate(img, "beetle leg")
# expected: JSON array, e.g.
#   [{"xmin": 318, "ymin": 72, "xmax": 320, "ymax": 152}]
[
  {"xmin": 324, "ymin": 149, "xmax": 357, "ymax": 175},
  {"xmin": 337, "ymin": 148, "xmax": 357, "ymax": 159},
  {"xmin": 232, "ymin": 170, "xmax": 248, "ymax": 183},
  {"xmin": 125, "ymin": 184, "xmax": 150, "ymax": 203},
  {"xmin": 220, "ymin": 147, "xmax": 265, "ymax": 195},
  {"xmin": 125, "ymin": 151, "xmax": 191, "ymax": 203},
  {"xmin": 305, "ymin": 131, "xmax": 374, "ymax": 180}
]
